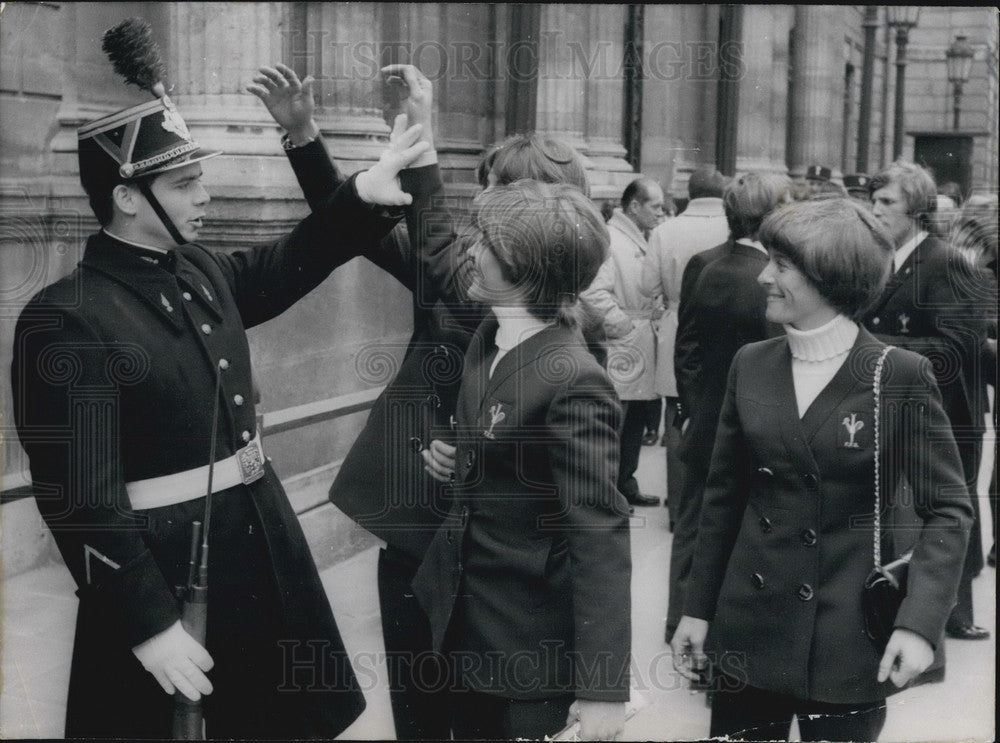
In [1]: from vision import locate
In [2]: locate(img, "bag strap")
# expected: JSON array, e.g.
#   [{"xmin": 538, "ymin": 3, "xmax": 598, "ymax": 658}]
[{"xmin": 872, "ymin": 344, "xmax": 894, "ymax": 568}]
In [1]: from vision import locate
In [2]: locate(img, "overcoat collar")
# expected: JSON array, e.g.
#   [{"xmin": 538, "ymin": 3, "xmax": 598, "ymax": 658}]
[
  {"xmin": 80, "ymin": 232, "xmax": 223, "ymax": 329},
  {"xmin": 763, "ymin": 326, "xmax": 886, "ymax": 470},
  {"xmin": 80, "ymin": 231, "xmax": 185, "ymax": 331},
  {"xmin": 608, "ymin": 210, "xmax": 648, "ymax": 254}
]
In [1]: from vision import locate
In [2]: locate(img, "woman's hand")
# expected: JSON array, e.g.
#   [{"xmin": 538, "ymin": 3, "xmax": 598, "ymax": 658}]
[
  {"xmin": 566, "ymin": 699, "xmax": 625, "ymax": 741},
  {"xmin": 354, "ymin": 114, "xmax": 430, "ymax": 206},
  {"xmin": 420, "ymin": 439, "xmax": 456, "ymax": 483},
  {"xmin": 877, "ymin": 627, "xmax": 934, "ymax": 687},
  {"xmin": 670, "ymin": 615, "xmax": 709, "ymax": 682},
  {"xmin": 247, "ymin": 63, "xmax": 319, "ymax": 146}
]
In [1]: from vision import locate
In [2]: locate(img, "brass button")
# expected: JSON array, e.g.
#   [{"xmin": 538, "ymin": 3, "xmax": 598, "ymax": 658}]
[
  {"xmin": 201, "ymin": 323, "xmax": 212, "ymax": 335},
  {"xmin": 801, "ymin": 528, "xmax": 817, "ymax": 547},
  {"xmin": 751, "ymin": 572, "xmax": 765, "ymax": 589},
  {"xmin": 241, "ymin": 430, "xmax": 251, "ymax": 442},
  {"xmin": 797, "ymin": 584, "xmax": 814, "ymax": 601},
  {"xmin": 872, "ymin": 317, "xmax": 881, "ymax": 326},
  {"xmin": 183, "ymin": 291, "xmax": 193, "ymax": 301},
  {"xmin": 233, "ymin": 394, "xmax": 244, "ymax": 406},
  {"xmin": 219, "ymin": 359, "xmax": 229, "ymax": 370}
]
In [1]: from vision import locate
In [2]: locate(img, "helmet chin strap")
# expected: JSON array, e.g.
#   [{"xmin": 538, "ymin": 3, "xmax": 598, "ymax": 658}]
[{"xmin": 137, "ymin": 179, "xmax": 188, "ymax": 246}]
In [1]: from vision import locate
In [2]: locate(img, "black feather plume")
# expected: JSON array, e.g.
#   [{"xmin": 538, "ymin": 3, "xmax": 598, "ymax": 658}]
[{"xmin": 102, "ymin": 18, "xmax": 166, "ymax": 95}]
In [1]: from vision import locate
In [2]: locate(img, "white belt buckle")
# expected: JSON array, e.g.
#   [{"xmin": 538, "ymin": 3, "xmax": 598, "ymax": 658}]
[{"xmin": 236, "ymin": 440, "xmax": 265, "ymax": 485}]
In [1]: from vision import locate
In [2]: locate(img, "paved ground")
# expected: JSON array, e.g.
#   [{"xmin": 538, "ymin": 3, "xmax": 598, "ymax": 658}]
[{"xmin": 2, "ymin": 440, "xmax": 995, "ymax": 740}]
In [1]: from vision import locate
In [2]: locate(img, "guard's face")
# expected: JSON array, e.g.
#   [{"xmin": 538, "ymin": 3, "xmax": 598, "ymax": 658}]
[
  {"xmin": 758, "ymin": 250, "xmax": 833, "ymax": 330},
  {"xmin": 870, "ymin": 182, "xmax": 915, "ymax": 248},
  {"xmin": 135, "ymin": 163, "xmax": 210, "ymax": 245}
]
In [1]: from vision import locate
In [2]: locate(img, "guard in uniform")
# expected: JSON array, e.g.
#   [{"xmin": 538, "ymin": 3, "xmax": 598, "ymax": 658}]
[{"xmin": 10, "ymin": 23, "xmax": 432, "ymax": 738}]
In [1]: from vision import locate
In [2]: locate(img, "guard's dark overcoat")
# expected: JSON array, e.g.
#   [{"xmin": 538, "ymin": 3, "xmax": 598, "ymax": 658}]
[
  {"xmin": 684, "ymin": 330, "xmax": 973, "ymax": 704},
  {"xmin": 11, "ymin": 175, "xmax": 410, "ymax": 737}
]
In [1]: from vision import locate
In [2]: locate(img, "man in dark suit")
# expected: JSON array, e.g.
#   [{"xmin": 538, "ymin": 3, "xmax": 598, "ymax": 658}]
[
  {"xmin": 862, "ymin": 160, "xmax": 991, "ymax": 640},
  {"xmin": 12, "ymin": 52, "xmax": 427, "ymax": 737},
  {"xmin": 665, "ymin": 173, "xmax": 790, "ymax": 643}
]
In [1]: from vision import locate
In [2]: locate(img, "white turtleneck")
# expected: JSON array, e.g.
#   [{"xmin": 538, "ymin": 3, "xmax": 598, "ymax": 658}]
[
  {"xmin": 785, "ymin": 314, "xmax": 858, "ymax": 417},
  {"xmin": 490, "ymin": 307, "xmax": 551, "ymax": 377}
]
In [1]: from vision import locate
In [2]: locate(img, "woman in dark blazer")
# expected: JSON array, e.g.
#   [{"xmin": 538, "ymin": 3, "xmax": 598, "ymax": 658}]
[
  {"xmin": 414, "ymin": 180, "xmax": 632, "ymax": 741},
  {"xmin": 671, "ymin": 198, "xmax": 974, "ymax": 741}
]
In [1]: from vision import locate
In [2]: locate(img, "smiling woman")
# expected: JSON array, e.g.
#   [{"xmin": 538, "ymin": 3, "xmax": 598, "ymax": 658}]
[{"xmin": 671, "ymin": 197, "xmax": 974, "ymax": 742}]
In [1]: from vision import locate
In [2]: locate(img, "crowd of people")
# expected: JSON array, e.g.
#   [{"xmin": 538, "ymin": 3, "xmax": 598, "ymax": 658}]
[{"xmin": 10, "ymin": 29, "xmax": 996, "ymax": 743}]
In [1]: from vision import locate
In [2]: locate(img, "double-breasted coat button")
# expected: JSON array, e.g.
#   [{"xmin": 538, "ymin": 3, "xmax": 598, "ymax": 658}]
[
  {"xmin": 803, "ymin": 473, "xmax": 818, "ymax": 489},
  {"xmin": 233, "ymin": 394, "xmax": 244, "ymax": 406},
  {"xmin": 241, "ymin": 430, "xmax": 251, "ymax": 442},
  {"xmin": 183, "ymin": 291, "xmax": 193, "ymax": 301},
  {"xmin": 872, "ymin": 317, "xmax": 881, "ymax": 326},
  {"xmin": 797, "ymin": 584, "xmax": 814, "ymax": 601},
  {"xmin": 751, "ymin": 572, "xmax": 765, "ymax": 589},
  {"xmin": 219, "ymin": 358, "xmax": 230, "ymax": 370},
  {"xmin": 801, "ymin": 528, "xmax": 817, "ymax": 546},
  {"xmin": 410, "ymin": 437, "xmax": 423, "ymax": 453},
  {"xmin": 759, "ymin": 516, "xmax": 772, "ymax": 533},
  {"xmin": 201, "ymin": 323, "xmax": 212, "ymax": 335}
]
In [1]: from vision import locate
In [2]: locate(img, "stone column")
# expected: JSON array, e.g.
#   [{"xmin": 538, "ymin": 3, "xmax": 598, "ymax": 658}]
[
  {"xmin": 787, "ymin": 5, "xmax": 845, "ymax": 178},
  {"xmin": 536, "ymin": 4, "xmax": 587, "ymax": 150},
  {"xmin": 583, "ymin": 4, "xmax": 635, "ymax": 199},
  {"xmin": 735, "ymin": 6, "xmax": 790, "ymax": 174},
  {"xmin": 641, "ymin": 5, "xmax": 720, "ymax": 198},
  {"xmin": 170, "ymin": 2, "xmax": 388, "ymax": 166}
]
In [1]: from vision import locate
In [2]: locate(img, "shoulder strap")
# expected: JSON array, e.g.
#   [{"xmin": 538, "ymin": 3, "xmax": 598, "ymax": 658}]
[{"xmin": 872, "ymin": 344, "xmax": 895, "ymax": 567}]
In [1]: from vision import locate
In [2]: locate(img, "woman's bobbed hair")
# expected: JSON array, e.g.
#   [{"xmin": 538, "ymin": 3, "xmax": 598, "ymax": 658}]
[{"xmin": 758, "ymin": 197, "xmax": 895, "ymax": 320}]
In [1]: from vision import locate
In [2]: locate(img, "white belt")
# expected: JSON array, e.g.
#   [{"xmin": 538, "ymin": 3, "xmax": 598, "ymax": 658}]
[{"xmin": 127, "ymin": 433, "xmax": 266, "ymax": 511}]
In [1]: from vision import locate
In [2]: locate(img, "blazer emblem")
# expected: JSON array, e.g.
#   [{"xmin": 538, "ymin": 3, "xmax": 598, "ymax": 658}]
[
  {"xmin": 841, "ymin": 412, "xmax": 865, "ymax": 448},
  {"xmin": 898, "ymin": 312, "xmax": 910, "ymax": 334},
  {"xmin": 160, "ymin": 293, "xmax": 174, "ymax": 313},
  {"xmin": 483, "ymin": 402, "xmax": 506, "ymax": 440},
  {"xmin": 201, "ymin": 283, "xmax": 214, "ymax": 303}
]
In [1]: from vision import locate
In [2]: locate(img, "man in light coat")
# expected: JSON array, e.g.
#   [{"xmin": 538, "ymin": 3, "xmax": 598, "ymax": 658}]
[
  {"xmin": 640, "ymin": 168, "xmax": 729, "ymax": 516},
  {"xmin": 582, "ymin": 177, "xmax": 665, "ymax": 507}
]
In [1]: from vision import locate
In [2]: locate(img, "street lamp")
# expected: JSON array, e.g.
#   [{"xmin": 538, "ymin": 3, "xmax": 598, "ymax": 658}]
[
  {"xmin": 886, "ymin": 5, "xmax": 921, "ymax": 160},
  {"xmin": 946, "ymin": 35, "xmax": 975, "ymax": 130}
]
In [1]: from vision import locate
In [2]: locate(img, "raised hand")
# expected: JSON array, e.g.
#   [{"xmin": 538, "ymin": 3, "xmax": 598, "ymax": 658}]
[
  {"xmin": 354, "ymin": 114, "xmax": 431, "ymax": 206},
  {"xmin": 247, "ymin": 63, "xmax": 319, "ymax": 145}
]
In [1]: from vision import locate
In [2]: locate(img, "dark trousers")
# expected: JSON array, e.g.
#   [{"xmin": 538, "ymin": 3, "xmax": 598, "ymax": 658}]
[
  {"xmin": 618, "ymin": 399, "xmax": 652, "ymax": 498},
  {"xmin": 663, "ymin": 397, "xmax": 684, "ymax": 518},
  {"xmin": 451, "ymin": 689, "xmax": 573, "ymax": 740},
  {"xmin": 642, "ymin": 397, "xmax": 663, "ymax": 432},
  {"xmin": 710, "ymin": 679, "xmax": 887, "ymax": 742},
  {"xmin": 665, "ymin": 461, "xmax": 708, "ymax": 642},
  {"xmin": 378, "ymin": 547, "xmax": 452, "ymax": 740},
  {"xmin": 949, "ymin": 436, "xmax": 984, "ymax": 626}
]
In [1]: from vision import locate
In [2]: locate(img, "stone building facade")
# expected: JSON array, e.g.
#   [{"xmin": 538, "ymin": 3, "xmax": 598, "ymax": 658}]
[{"xmin": 2, "ymin": 4, "xmax": 997, "ymax": 564}]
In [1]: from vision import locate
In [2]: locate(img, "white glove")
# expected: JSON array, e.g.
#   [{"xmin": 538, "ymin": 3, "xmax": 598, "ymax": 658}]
[
  {"xmin": 132, "ymin": 619, "xmax": 214, "ymax": 701},
  {"xmin": 355, "ymin": 114, "xmax": 431, "ymax": 206}
]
